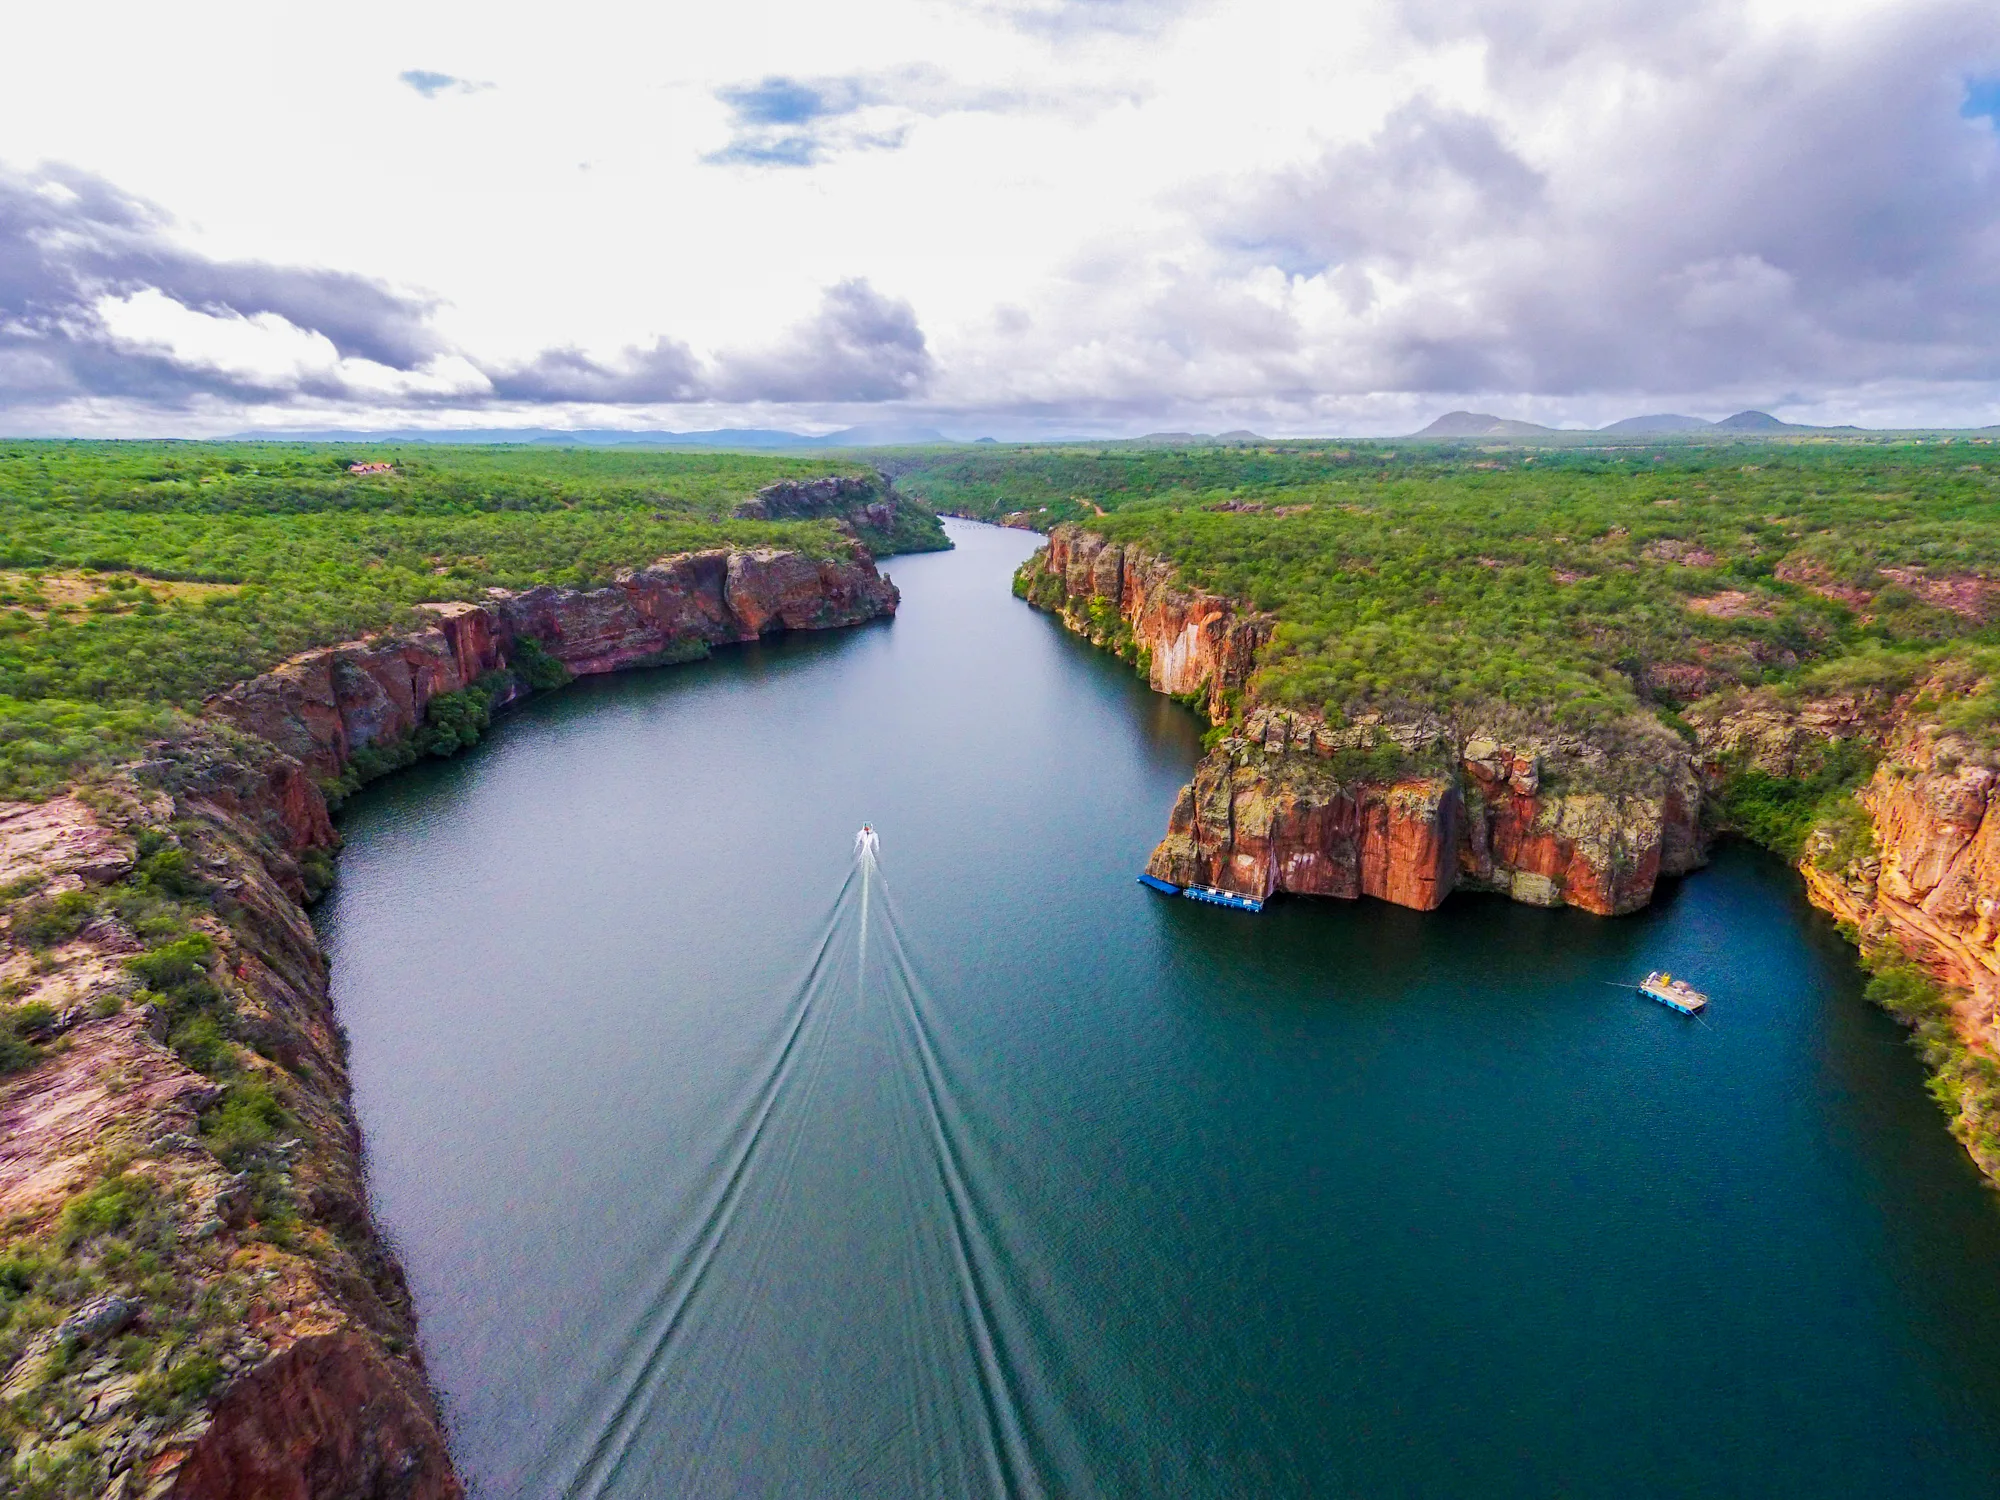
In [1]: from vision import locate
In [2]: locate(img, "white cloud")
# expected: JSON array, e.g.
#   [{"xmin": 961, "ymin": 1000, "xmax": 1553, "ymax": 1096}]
[{"xmin": 1, "ymin": 0, "xmax": 1997, "ymax": 435}]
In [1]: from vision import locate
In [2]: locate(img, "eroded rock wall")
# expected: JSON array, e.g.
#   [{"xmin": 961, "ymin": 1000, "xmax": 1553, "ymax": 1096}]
[
  {"xmin": 1032, "ymin": 525, "xmax": 1269, "ymax": 719},
  {"xmin": 210, "ymin": 545, "xmax": 897, "ymax": 786},
  {"xmin": 1142, "ymin": 708, "xmax": 1701, "ymax": 916}
]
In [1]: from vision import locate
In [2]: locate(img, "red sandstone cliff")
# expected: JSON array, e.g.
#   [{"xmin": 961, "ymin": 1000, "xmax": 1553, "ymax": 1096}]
[
  {"xmin": 0, "ymin": 543, "xmax": 896, "ymax": 1498},
  {"xmin": 1021, "ymin": 526, "xmax": 1703, "ymax": 916},
  {"xmin": 1139, "ymin": 707, "xmax": 1701, "ymax": 916},
  {"xmin": 209, "ymin": 545, "xmax": 897, "ymax": 787},
  {"xmin": 1033, "ymin": 525, "xmax": 1269, "ymax": 719}
]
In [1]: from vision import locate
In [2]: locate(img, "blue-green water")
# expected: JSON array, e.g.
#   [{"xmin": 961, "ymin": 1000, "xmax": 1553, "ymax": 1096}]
[{"xmin": 319, "ymin": 521, "xmax": 2000, "ymax": 1497}]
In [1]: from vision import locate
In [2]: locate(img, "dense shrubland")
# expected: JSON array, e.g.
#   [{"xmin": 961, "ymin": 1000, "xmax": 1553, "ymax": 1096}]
[
  {"xmin": 0, "ymin": 442, "xmax": 941, "ymax": 799},
  {"xmin": 920, "ymin": 437, "xmax": 2000, "ymax": 742}
]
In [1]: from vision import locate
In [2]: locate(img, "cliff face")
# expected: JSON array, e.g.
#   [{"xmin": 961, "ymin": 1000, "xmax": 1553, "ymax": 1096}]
[
  {"xmin": 210, "ymin": 545, "xmax": 897, "ymax": 786},
  {"xmin": 1684, "ymin": 679, "xmax": 1999, "ymax": 1017},
  {"xmin": 0, "ymin": 543, "xmax": 897, "ymax": 1497},
  {"xmin": 1022, "ymin": 527, "xmax": 1702, "ymax": 916},
  {"xmin": 1033, "ymin": 526, "xmax": 1269, "ymax": 719},
  {"xmin": 734, "ymin": 475, "xmax": 950, "ymax": 555},
  {"xmin": 1142, "ymin": 708, "xmax": 1701, "ymax": 916},
  {"xmin": 1795, "ymin": 715, "xmax": 1999, "ymax": 1036}
]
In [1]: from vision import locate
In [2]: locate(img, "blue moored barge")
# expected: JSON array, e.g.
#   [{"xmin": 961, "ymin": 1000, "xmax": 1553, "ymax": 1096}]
[{"xmin": 1137, "ymin": 875, "xmax": 1265, "ymax": 913}]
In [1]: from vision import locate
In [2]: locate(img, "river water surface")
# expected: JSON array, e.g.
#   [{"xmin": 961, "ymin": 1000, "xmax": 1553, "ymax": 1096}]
[{"xmin": 320, "ymin": 521, "xmax": 2000, "ymax": 1497}]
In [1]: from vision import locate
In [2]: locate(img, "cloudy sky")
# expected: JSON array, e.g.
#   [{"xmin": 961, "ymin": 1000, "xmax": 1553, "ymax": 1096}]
[{"xmin": 4, "ymin": 0, "xmax": 1998, "ymax": 437}]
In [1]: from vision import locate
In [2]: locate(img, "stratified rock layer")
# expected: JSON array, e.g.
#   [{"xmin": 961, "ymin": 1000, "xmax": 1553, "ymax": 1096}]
[
  {"xmin": 209, "ymin": 546, "xmax": 897, "ymax": 783},
  {"xmin": 1140, "ymin": 708, "xmax": 1701, "ymax": 916},
  {"xmin": 1035, "ymin": 525, "xmax": 1269, "ymax": 718}
]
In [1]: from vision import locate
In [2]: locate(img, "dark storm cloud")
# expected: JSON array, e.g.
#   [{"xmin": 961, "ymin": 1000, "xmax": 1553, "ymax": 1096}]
[
  {"xmin": 1195, "ymin": 0, "xmax": 2000, "ymax": 399},
  {"xmin": 1220, "ymin": 101, "xmax": 1544, "ymax": 277},
  {"xmin": 713, "ymin": 280, "xmax": 933, "ymax": 401},
  {"xmin": 477, "ymin": 281, "xmax": 931, "ymax": 405},
  {"xmin": 0, "ymin": 164, "xmax": 444, "ymax": 407},
  {"xmin": 482, "ymin": 337, "xmax": 705, "ymax": 403},
  {"xmin": 0, "ymin": 163, "xmax": 936, "ymax": 414}
]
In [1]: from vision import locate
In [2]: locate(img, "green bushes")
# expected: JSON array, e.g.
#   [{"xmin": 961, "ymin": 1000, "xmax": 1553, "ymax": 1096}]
[
  {"xmin": 934, "ymin": 439, "xmax": 2000, "ymax": 740},
  {"xmin": 410, "ymin": 677, "xmax": 502, "ymax": 759},
  {"xmin": 124, "ymin": 934, "xmax": 215, "ymax": 989},
  {"xmin": 11, "ymin": 889, "xmax": 95, "ymax": 948},
  {"xmin": 1863, "ymin": 946, "xmax": 2000, "ymax": 1168},
  {"xmin": 57, "ymin": 1175, "xmax": 150, "ymax": 1249},
  {"xmin": 0, "ymin": 441, "xmax": 889, "ymax": 798},
  {"xmin": 200, "ymin": 1080, "xmax": 291, "ymax": 1169},
  {"xmin": 508, "ymin": 634, "xmax": 572, "ymax": 691},
  {"xmin": 1717, "ymin": 739, "xmax": 1879, "ymax": 858}
]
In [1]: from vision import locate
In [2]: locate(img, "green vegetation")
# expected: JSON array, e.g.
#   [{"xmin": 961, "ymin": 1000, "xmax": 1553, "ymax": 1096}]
[
  {"xmin": 0, "ymin": 797, "xmax": 341, "ymax": 1490},
  {"xmin": 1862, "ymin": 945, "xmax": 2000, "ymax": 1176},
  {"xmin": 1715, "ymin": 740, "xmax": 1879, "ymax": 860},
  {"xmin": 934, "ymin": 437, "xmax": 2000, "ymax": 741},
  {"xmin": 0, "ymin": 441, "xmax": 943, "ymax": 799}
]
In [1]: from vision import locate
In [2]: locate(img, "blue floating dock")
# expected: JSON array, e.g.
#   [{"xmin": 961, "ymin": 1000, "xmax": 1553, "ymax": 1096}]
[
  {"xmin": 1183, "ymin": 884, "xmax": 1265, "ymax": 913},
  {"xmin": 1138, "ymin": 873, "xmax": 1266, "ymax": 912}
]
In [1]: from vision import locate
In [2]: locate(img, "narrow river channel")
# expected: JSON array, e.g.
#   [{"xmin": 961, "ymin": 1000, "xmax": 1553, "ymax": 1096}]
[{"xmin": 319, "ymin": 520, "xmax": 2000, "ymax": 1497}]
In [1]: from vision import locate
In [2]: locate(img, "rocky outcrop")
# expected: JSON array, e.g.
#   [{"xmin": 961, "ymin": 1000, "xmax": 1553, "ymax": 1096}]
[
  {"xmin": 0, "ymin": 767, "xmax": 455, "ymax": 1499},
  {"xmin": 734, "ymin": 475, "xmax": 949, "ymax": 555},
  {"xmin": 1788, "ymin": 711, "xmax": 2000, "ymax": 1033},
  {"xmin": 168, "ymin": 1334, "xmax": 459, "ymax": 1500},
  {"xmin": 1021, "ymin": 527, "xmax": 1702, "ymax": 915},
  {"xmin": 210, "ymin": 545, "xmax": 897, "ymax": 786},
  {"xmin": 1682, "ymin": 671, "xmax": 2000, "ymax": 1182},
  {"xmin": 1, "ymin": 543, "xmax": 898, "ymax": 1496},
  {"xmin": 1143, "ymin": 708, "xmax": 1701, "ymax": 915},
  {"xmin": 1020, "ymin": 524, "xmax": 1268, "ymax": 719}
]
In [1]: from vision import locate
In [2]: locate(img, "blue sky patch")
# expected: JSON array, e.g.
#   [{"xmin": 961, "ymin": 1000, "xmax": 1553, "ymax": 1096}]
[
  {"xmin": 719, "ymin": 78, "xmax": 847, "ymax": 127},
  {"xmin": 1963, "ymin": 76, "xmax": 2000, "ymax": 123}
]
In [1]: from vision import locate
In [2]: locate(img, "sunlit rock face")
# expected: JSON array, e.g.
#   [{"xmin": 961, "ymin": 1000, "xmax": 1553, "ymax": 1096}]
[
  {"xmin": 208, "ymin": 544, "xmax": 898, "ymax": 786},
  {"xmin": 1140, "ymin": 709, "xmax": 1699, "ymax": 916}
]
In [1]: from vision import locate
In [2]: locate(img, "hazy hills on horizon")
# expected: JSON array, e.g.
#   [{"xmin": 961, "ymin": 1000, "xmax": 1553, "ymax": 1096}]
[
  {"xmin": 211, "ymin": 410, "xmax": 1999, "ymax": 451},
  {"xmin": 1412, "ymin": 409, "xmax": 1884, "ymax": 438},
  {"xmin": 227, "ymin": 423, "xmax": 955, "ymax": 449}
]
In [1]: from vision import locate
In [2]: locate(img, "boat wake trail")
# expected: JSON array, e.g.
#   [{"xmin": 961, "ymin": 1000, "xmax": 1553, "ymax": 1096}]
[{"xmin": 528, "ymin": 843, "xmax": 1118, "ymax": 1500}]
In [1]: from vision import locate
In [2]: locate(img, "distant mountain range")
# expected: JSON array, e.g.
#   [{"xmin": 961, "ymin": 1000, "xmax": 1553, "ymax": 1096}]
[
  {"xmin": 230, "ymin": 423, "xmax": 953, "ymax": 448},
  {"xmin": 1412, "ymin": 409, "xmax": 1867, "ymax": 438}
]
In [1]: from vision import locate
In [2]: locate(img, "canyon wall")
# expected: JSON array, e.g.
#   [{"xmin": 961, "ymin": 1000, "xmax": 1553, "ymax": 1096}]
[
  {"xmin": 0, "ymin": 543, "xmax": 897, "ymax": 1497},
  {"xmin": 1020, "ymin": 526, "xmax": 1703, "ymax": 916},
  {"xmin": 209, "ymin": 545, "xmax": 897, "ymax": 784}
]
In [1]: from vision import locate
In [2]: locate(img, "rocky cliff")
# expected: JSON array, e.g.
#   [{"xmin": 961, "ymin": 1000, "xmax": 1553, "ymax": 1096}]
[
  {"xmin": 209, "ymin": 545, "xmax": 897, "ymax": 785},
  {"xmin": 733, "ymin": 474, "xmax": 949, "ymax": 555},
  {"xmin": 1020, "ymin": 525, "xmax": 1703, "ymax": 915},
  {"xmin": 1022, "ymin": 525, "xmax": 1269, "ymax": 720},
  {"xmin": 0, "ymin": 543, "xmax": 897, "ymax": 1497}
]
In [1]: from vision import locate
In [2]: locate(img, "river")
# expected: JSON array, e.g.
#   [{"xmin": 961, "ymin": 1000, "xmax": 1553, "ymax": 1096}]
[{"xmin": 318, "ymin": 520, "xmax": 2000, "ymax": 1497}]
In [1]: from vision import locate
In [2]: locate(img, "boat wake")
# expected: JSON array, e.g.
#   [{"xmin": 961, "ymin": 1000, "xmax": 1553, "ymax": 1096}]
[{"xmin": 526, "ymin": 836, "xmax": 1129, "ymax": 1499}]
